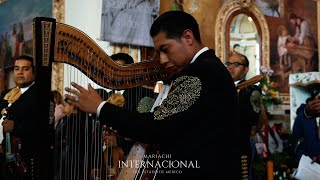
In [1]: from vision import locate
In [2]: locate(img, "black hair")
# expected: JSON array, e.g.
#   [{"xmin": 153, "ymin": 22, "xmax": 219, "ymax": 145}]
[
  {"xmin": 289, "ymin": 13, "xmax": 298, "ymax": 20},
  {"xmin": 308, "ymin": 84, "xmax": 320, "ymax": 102},
  {"xmin": 233, "ymin": 44, "xmax": 240, "ymax": 49},
  {"xmin": 273, "ymin": 122, "xmax": 283, "ymax": 134},
  {"xmin": 306, "ymin": 97, "xmax": 313, "ymax": 104},
  {"xmin": 50, "ymin": 90, "xmax": 63, "ymax": 105},
  {"xmin": 110, "ymin": 53, "xmax": 134, "ymax": 64},
  {"xmin": 16, "ymin": 55, "xmax": 33, "ymax": 63},
  {"xmin": 234, "ymin": 52, "xmax": 249, "ymax": 67},
  {"xmin": 150, "ymin": 11, "xmax": 201, "ymax": 43},
  {"xmin": 15, "ymin": 55, "xmax": 35, "ymax": 71}
]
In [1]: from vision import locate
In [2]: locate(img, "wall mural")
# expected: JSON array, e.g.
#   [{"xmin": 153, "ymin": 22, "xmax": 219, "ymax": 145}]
[
  {"xmin": 255, "ymin": 0, "xmax": 281, "ymax": 17},
  {"xmin": 100, "ymin": 0, "xmax": 160, "ymax": 47},
  {"xmin": 259, "ymin": 0, "xmax": 318, "ymax": 94},
  {"xmin": 0, "ymin": 0, "xmax": 52, "ymax": 69}
]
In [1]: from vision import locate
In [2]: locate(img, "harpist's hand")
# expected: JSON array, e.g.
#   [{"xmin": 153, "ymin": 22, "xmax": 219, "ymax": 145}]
[
  {"xmin": 65, "ymin": 82, "xmax": 103, "ymax": 114},
  {"xmin": 2, "ymin": 119, "xmax": 14, "ymax": 132}
]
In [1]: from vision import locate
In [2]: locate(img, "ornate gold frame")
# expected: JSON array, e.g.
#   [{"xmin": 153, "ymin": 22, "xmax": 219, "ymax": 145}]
[
  {"xmin": 0, "ymin": 0, "xmax": 8, "ymax": 5},
  {"xmin": 214, "ymin": 0, "xmax": 270, "ymax": 68},
  {"xmin": 51, "ymin": 0, "xmax": 65, "ymax": 93},
  {"xmin": 53, "ymin": 0, "xmax": 65, "ymax": 23}
]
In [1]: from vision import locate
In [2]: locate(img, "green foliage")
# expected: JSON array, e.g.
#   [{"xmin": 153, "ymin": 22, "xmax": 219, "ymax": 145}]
[{"xmin": 259, "ymin": 66, "xmax": 282, "ymax": 106}]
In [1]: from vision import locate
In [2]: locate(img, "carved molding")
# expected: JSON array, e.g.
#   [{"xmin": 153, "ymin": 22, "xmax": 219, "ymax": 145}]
[
  {"xmin": 53, "ymin": 0, "xmax": 65, "ymax": 23},
  {"xmin": 215, "ymin": 0, "xmax": 270, "ymax": 68},
  {"xmin": 52, "ymin": 0, "xmax": 65, "ymax": 93},
  {"xmin": 239, "ymin": 0, "xmax": 254, "ymax": 7},
  {"xmin": 51, "ymin": 62, "xmax": 64, "ymax": 93}
]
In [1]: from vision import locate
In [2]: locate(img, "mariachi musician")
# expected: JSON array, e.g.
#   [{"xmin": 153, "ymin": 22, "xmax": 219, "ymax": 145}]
[
  {"xmin": 0, "ymin": 55, "xmax": 39, "ymax": 180},
  {"xmin": 225, "ymin": 53, "xmax": 262, "ymax": 180}
]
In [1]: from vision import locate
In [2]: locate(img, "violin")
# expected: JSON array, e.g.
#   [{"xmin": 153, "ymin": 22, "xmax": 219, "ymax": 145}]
[
  {"xmin": 2, "ymin": 133, "xmax": 27, "ymax": 178},
  {"xmin": 1, "ymin": 108, "xmax": 26, "ymax": 179}
]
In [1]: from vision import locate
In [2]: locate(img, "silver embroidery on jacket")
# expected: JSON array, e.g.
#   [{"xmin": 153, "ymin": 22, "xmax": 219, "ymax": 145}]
[
  {"xmin": 154, "ymin": 76, "xmax": 201, "ymax": 120},
  {"xmin": 250, "ymin": 90, "xmax": 262, "ymax": 113}
]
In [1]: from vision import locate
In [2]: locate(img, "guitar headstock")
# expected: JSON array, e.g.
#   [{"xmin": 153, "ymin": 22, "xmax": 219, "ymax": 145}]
[{"xmin": 236, "ymin": 74, "xmax": 263, "ymax": 91}]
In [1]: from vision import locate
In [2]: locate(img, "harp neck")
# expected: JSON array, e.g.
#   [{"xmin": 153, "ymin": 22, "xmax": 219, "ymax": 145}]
[{"xmin": 33, "ymin": 17, "xmax": 169, "ymax": 89}]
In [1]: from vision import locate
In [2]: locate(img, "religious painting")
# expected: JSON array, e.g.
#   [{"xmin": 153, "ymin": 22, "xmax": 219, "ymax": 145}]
[
  {"xmin": 159, "ymin": 0, "xmax": 220, "ymax": 50},
  {"xmin": 100, "ymin": 0, "xmax": 160, "ymax": 47},
  {"xmin": 255, "ymin": 0, "xmax": 281, "ymax": 17},
  {"xmin": 0, "ymin": 0, "xmax": 52, "ymax": 69},
  {"xmin": 141, "ymin": 0, "xmax": 222, "ymax": 61},
  {"xmin": 0, "ymin": 0, "xmax": 8, "ymax": 5},
  {"xmin": 260, "ymin": 0, "xmax": 318, "ymax": 94}
]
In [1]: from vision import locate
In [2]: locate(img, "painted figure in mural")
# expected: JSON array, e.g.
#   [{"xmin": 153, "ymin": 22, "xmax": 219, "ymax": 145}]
[
  {"xmin": 9, "ymin": 22, "xmax": 24, "ymax": 66},
  {"xmin": 100, "ymin": 0, "xmax": 159, "ymax": 47},
  {"xmin": 255, "ymin": 0, "xmax": 280, "ymax": 17},
  {"xmin": 11, "ymin": 24, "xmax": 17, "ymax": 61},
  {"xmin": 286, "ymin": 13, "xmax": 317, "ymax": 71},
  {"xmin": 170, "ymin": 0, "xmax": 184, "ymax": 11},
  {"xmin": 0, "ymin": 70, "xmax": 5, "ymax": 94},
  {"xmin": 16, "ymin": 23, "xmax": 24, "ymax": 59},
  {"xmin": 2, "ymin": 32, "xmax": 12, "ymax": 68},
  {"xmin": 277, "ymin": 25, "xmax": 292, "ymax": 69},
  {"xmin": 289, "ymin": 13, "xmax": 314, "ymax": 48},
  {"xmin": 0, "ymin": 33, "xmax": 6, "ymax": 68},
  {"xmin": 232, "ymin": 43, "xmax": 240, "ymax": 54}
]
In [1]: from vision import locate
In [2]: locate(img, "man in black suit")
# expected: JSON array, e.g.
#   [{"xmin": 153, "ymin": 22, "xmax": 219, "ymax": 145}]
[
  {"xmin": 226, "ymin": 52, "xmax": 262, "ymax": 180},
  {"xmin": 66, "ymin": 11, "xmax": 240, "ymax": 180},
  {"xmin": 0, "ymin": 55, "xmax": 39, "ymax": 180},
  {"xmin": 110, "ymin": 52, "xmax": 157, "ymax": 112},
  {"xmin": 109, "ymin": 52, "xmax": 158, "ymax": 160}
]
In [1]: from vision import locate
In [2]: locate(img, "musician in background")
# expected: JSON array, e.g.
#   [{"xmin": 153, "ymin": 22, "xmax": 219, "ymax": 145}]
[
  {"xmin": 292, "ymin": 86, "xmax": 320, "ymax": 165},
  {"xmin": 66, "ymin": 11, "xmax": 240, "ymax": 179},
  {"xmin": 0, "ymin": 55, "xmax": 39, "ymax": 180},
  {"xmin": 109, "ymin": 52, "xmax": 157, "ymax": 156},
  {"xmin": 110, "ymin": 52, "xmax": 157, "ymax": 112},
  {"xmin": 225, "ymin": 52, "xmax": 262, "ymax": 180}
]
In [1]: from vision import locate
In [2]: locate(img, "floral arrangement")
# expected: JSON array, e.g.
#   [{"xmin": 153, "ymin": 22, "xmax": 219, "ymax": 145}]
[{"xmin": 259, "ymin": 66, "xmax": 282, "ymax": 107}]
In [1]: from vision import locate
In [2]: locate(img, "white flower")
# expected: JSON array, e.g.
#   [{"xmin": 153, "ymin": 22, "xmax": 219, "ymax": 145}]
[{"xmin": 260, "ymin": 66, "xmax": 267, "ymax": 73}]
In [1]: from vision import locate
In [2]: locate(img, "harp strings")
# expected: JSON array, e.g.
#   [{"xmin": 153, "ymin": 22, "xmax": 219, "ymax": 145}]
[
  {"xmin": 45, "ymin": 20, "xmax": 163, "ymax": 180},
  {"xmin": 55, "ymin": 62, "xmax": 159, "ymax": 180},
  {"xmin": 55, "ymin": 46, "xmax": 133, "ymax": 180}
]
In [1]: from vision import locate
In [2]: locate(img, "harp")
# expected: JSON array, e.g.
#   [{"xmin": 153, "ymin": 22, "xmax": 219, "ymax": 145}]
[{"xmin": 33, "ymin": 17, "xmax": 168, "ymax": 180}]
